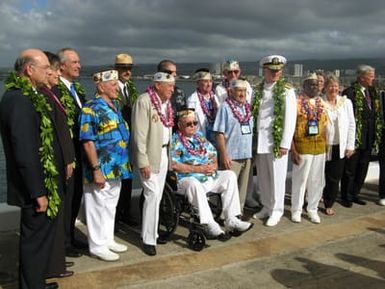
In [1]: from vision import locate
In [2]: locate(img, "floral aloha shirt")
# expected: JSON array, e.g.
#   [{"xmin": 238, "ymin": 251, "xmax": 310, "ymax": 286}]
[
  {"xmin": 79, "ymin": 96, "xmax": 132, "ymax": 182},
  {"xmin": 171, "ymin": 131, "xmax": 218, "ymax": 182}
]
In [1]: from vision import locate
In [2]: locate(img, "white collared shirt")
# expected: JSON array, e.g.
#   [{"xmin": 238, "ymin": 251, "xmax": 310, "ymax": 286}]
[{"xmin": 60, "ymin": 76, "xmax": 82, "ymax": 108}]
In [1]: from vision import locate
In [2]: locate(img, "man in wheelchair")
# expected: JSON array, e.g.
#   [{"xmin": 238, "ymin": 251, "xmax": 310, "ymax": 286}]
[{"xmin": 170, "ymin": 109, "xmax": 253, "ymax": 239}]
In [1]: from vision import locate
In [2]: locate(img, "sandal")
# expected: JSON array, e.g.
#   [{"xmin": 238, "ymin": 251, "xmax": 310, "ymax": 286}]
[{"xmin": 325, "ymin": 208, "xmax": 335, "ymax": 216}]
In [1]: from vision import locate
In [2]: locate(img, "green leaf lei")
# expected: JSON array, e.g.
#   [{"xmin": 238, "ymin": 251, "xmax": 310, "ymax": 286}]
[
  {"xmin": 353, "ymin": 83, "xmax": 382, "ymax": 151},
  {"xmin": 56, "ymin": 80, "xmax": 85, "ymax": 137},
  {"xmin": 5, "ymin": 72, "xmax": 60, "ymax": 218},
  {"xmin": 126, "ymin": 79, "xmax": 138, "ymax": 105},
  {"xmin": 252, "ymin": 77, "xmax": 287, "ymax": 158}
]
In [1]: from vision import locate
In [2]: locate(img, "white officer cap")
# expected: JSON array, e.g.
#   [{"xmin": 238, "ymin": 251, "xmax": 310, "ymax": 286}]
[{"xmin": 259, "ymin": 55, "xmax": 287, "ymax": 70}]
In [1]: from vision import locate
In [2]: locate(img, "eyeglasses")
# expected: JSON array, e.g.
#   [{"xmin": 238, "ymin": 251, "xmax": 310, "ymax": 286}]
[
  {"xmin": 185, "ymin": 121, "xmax": 198, "ymax": 127},
  {"xmin": 227, "ymin": 70, "xmax": 240, "ymax": 74}
]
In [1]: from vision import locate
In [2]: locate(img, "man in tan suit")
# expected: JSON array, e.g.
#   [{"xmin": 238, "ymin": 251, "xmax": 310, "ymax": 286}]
[{"xmin": 131, "ymin": 72, "xmax": 175, "ymax": 256}]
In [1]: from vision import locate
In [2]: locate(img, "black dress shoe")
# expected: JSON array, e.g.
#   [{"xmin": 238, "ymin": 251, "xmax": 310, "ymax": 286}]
[
  {"xmin": 65, "ymin": 247, "xmax": 82, "ymax": 258},
  {"xmin": 142, "ymin": 243, "xmax": 156, "ymax": 256},
  {"xmin": 157, "ymin": 237, "xmax": 168, "ymax": 245},
  {"xmin": 72, "ymin": 239, "xmax": 88, "ymax": 250},
  {"xmin": 65, "ymin": 261, "xmax": 74, "ymax": 268},
  {"xmin": 58, "ymin": 270, "xmax": 74, "ymax": 278},
  {"xmin": 45, "ymin": 281, "xmax": 59, "ymax": 289},
  {"xmin": 352, "ymin": 198, "xmax": 367, "ymax": 205},
  {"xmin": 340, "ymin": 199, "xmax": 353, "ymax": 208}
]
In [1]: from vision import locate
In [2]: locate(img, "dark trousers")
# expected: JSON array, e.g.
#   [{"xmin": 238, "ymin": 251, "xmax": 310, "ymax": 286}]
[
  {"xmin": 19, "ymin": 207, "xmax": 57, "ymax": 289},
  {"xmin": 378, "ymin": 135, "xmax": 385, "ymax": 199},
  {"xmin": 116, "ymin": 178, "xmax": 132, "ymax": 223},
  {"xmin": 65, "ymin": 164, "xmax": 83, "ymax": 248},
  {"xmin": 323, "ymin": 145, "xmax": 345, "ymax": 208},
  {"xmin": 45, "ymin": 199, "xmax": 65, "ymax": 278},
  {"xmin": 341, "ymin": 149, "xmax": 371, "ymax": 201}
]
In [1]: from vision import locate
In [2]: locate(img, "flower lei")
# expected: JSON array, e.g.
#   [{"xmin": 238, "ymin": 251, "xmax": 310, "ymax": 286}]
[
  {"xmin": 226, "ymin": 97, "xmax": 251, "ymax": 123},
  {"xmin": 146, "ymin": 85, "xmax": 174, "ymax": 127},
  {"xmin": 300, "ymin": 96, "xmax": 323, "ymax": 121},
  {"xmin": 196, "ymin": 89, "xmax": 217, "ymax": 122},
  {"xmin": 353, "ymin": 83, "xmax": 382, "ymax": 151},
  {"xmin": 177, "ymin": 131, "xmax": 207, "ymax": 156},
  {"xmin": 252, "ymin": 77, "xmax": 286, "ymax": 158},
  {"xmin": 5, "ymin": 72, "xmax": 60, "ymax": 218}
]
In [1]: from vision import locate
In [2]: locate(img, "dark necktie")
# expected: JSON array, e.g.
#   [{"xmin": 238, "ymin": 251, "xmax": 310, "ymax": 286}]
[{"xmin": 364, "ymin": 88, "xmax": 372, "ymax": 110}]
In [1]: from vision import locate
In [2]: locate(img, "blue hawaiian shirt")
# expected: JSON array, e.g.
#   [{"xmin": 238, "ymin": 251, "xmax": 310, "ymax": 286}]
[
  {"xmin": 79, "ymin": 96, "xmax": 132, "ymax": 182},
  {"xmin": 171, "ymin": 131, "xmax": 218, "ymax": 182},
  {"xmin": 213, "ymin": 101, "xmax": 253, "ymax": 160}
]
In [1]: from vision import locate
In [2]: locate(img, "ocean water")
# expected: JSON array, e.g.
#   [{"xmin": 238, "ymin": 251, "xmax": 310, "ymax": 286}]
[{"xmin": 0, "ymin": 78, "xmax": 198, "ymax": 203}]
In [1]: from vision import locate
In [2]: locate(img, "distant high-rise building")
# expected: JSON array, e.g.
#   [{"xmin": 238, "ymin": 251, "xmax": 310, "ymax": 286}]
[
  {"xmin": 334, "ymin": 69, "xmax": 340, "ymax": 77},
  {"xmin": 293, "ymin": 64, "xmax": 303, "ymax": 77}
]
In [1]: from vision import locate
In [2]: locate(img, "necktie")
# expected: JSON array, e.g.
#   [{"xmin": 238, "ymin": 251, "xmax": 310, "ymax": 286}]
[
  {"xmin": 364, "ymin": 88, "xmax": 372, "ymax": 110},
  {"xmin": 70, "ymin": 83, "xmax": 77, "ymax": 98},
  {"xmin": 123, "ymin": 84, "xmax": 129, "ymax": 103}
]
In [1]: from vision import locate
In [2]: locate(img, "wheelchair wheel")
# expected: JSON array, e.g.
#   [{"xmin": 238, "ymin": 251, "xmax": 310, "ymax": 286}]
[
  {"xmin": 187, "ymin": 230, "xmax": 206, "ymax": 251},
  {"xmin": 158, "ymin": 183, "xmax": 179, "ymax": 240}
]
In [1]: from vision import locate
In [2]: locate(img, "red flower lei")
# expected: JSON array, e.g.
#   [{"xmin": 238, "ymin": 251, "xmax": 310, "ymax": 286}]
[
  {"xmin": 225, "ymin": 97, "xmax": 251, "ymax": 123},
  {"xmin": 146, "ymin": 85, "xmax": 174, "ymax": 127},
  {"xmin": 197, "ymin": 89, "xmax": 217, "ymax": 122},
  {"xmin": 300, "ymin": 96, "xmax": 323, "ymax": 121},
  {"xmin": 178, "ymin": 131, "xmax": 207, "ymax": 156}
]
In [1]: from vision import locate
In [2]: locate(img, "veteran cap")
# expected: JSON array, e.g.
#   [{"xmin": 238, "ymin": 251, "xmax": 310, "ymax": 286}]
[
  {"xmin": 114, "ymin": 53, "xmax": 134, "ymax": 67},
  {"xmin": 303, "ymin": 72, "xmax": 318, "ymax": 81},
  {"xmin": 194, "ymin": 68, "xmax": 212, "ymax": 81},
  {"xmin": 153, "ymin": 72, "xmax": 175, "ymax": 83},
  {"xmin": 230, "ymin": 79, "xmax": 248, "ymax": 89},
  {"xmin": 93, "ymin": 69, "xmax": 119, "ymax": 83},
  {"xmin": 260, "ymin": 55, "xmax": 287, "ymax": 70},
  {"xmin": 222, "ymin": 59, "xmax": 240, "ymax": 72}
]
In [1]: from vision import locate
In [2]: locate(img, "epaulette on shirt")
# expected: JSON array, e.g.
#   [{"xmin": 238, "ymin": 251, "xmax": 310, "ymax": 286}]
[{"xmin": 284, "ymin": 82, "xmax": 293, "ymax": 89}]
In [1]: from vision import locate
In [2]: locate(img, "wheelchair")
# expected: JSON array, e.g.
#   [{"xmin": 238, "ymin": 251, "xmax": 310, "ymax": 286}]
[{"xmin": 157, "ymin": 171, "xmax": 224, "ymax": 251}]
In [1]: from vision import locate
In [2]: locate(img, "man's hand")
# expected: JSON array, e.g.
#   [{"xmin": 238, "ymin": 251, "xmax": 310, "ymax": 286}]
[
  {"xmin": 278, "ymin": 147, "xmax": 288, "ymax": 158},
  {"xmin": 66, "ymin": 163, "xmax": 74, "ymax": 180},
  {"xmin": 140, "ymin": 166, "xmax": 152, "ymax": 179},
  {"xmin": 200, "ymin": 163, "xmax": 217, "ymax": 175},
  {"xmin": 221, "ymin": 154, "xmax": 232, "ymax": 170},
  {"xmin": 93, "ymin": 169, "xmax": 106, "ymax": 188},
  {"xmin": 291, "ymin": 150, "xmax": 301, "ymax": 165},
  {"xmin": 345, "ymin": 149, "xmax": 354, "ymax": 159},
  {"xmin": 35, "ymin": 195, "xmax": 48, "ymax": 213}
]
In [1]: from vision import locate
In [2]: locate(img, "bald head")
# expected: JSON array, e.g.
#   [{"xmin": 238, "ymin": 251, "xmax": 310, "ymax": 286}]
[{"xmin": 14, "ymin": 48, "xmax": 50, "ymax": 88}]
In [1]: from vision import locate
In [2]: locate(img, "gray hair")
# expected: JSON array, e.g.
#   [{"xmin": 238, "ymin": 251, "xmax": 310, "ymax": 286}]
[
  {"xmin": 324, "ymin": 74, "xmax": 340, "ymax": 88},
  {"xmin": 57, "ymin": 47, "xmax": 77, "ymax": 64},
  {"xmin": 357, "ymin": 65, "xmax": 375, "ymax": 77},
  {"xmin": 14, "ymin": 56, "xmax": 35, "ymax": 75}
]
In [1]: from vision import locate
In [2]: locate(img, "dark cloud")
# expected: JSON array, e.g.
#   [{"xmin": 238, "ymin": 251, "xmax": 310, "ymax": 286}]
[{"xmin": 0, "ymin": 0, "xmax": 385, "ymax": 67}]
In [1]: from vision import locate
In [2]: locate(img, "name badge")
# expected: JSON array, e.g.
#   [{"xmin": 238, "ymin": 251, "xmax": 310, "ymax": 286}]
[
  {"xmin": 307, "ymin": 120, "xmax": 319, "ymax": 136},
  {"xmin": 241, "ymin": 123, "xmax": 251, "ymax": 135}
]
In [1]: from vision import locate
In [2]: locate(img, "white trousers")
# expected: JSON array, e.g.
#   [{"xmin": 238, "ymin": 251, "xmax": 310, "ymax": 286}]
[
  {"xmin": 84, "ymin": 181, "xmax": 121, "ymax": 254},
  {"xmin": 140, "ymin": 149, "xmax": 168, "ymax": 246},
  {"xmin": 178, "ymin": 170, "xmax": 242, "ymax": 224},
  {"xmin": 256, "ymin": 153, "xmax": 289, "ymax": 219},
  {"xmin": 291, "ymin": 153, "xmax": 326, "ymax": 213}
]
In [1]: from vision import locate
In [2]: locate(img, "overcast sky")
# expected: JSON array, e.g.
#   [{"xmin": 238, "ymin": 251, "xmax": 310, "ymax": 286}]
[{"xmin": 1, "ymin": 0, "xmax": 385, "ymax": 67}]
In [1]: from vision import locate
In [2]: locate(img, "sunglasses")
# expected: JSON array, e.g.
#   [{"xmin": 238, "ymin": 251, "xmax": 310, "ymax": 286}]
[
  {"xmin": 227, "ymin": 70, "xmax": 240, "ymax": 74},
  {"xmin": 185, "ymin": 121, "xmax": 198, "ymax": 127}
]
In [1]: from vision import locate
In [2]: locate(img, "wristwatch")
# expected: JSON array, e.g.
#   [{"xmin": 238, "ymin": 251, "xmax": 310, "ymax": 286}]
[{"xmin": 91, "ymin": 164, "xmax": 100, "ymax": 171}]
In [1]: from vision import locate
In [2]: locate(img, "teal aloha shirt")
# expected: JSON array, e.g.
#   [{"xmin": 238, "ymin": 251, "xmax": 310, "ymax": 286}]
[{"xmin": 171, "ymin": 131, "xmax": 218, "ymax": 182}]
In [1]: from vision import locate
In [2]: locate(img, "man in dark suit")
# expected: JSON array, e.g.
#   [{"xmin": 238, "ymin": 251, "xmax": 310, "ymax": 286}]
[
  {"xmin": 54, "ymin": 47, "xmax": 87, "ymax": 257},
  {"xmin": 0, "ymin": 48, "xmax": 60, "ymax": 289},
  {"xmin": 114, "ymin": 53, "xmax": 138, "ymax": 225},
  {"xmin": 341, "ymin": 65, "xmax": 378, "ymax": 207}
]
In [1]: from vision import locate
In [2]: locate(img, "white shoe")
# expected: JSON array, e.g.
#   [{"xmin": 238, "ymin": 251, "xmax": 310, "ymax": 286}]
[
  {"xmin": 265, "ymin": 216, "xmax": 280, "ymax": 227},
  {"xmin": 291, "ymin": 211, "xmax": 302, "ymax": 223},
  {"xmin": 252, "ymin": 208, "xmax": 269, "ymax": 220},
  {"xmin": 91, "ymin": 249, "xmax": 120, "ymax": 262},
  {"xmin": 379, "ymin": 198, "xmax": 385, "ymax": 206},
  {"xmin": 108, "ymin": 241, "xmax": 128, "ymax": 253},
  {"xmin": 205, "ymin": 221, "xmax": 225, "ymax": 238},
  {"xmin": 308, "ymin": 211, "xmax": 321, "ymax": 224},
  {"xmin": 225, "ymin": 217, "xmax": 253, "ymax": 232}
]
